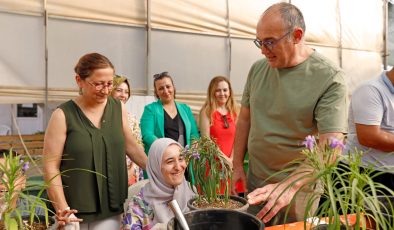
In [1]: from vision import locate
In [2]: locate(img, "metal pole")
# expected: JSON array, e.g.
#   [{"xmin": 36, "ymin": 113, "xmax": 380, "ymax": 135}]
[
  {"xmin": 44, "ymin": 0, "xmax": 49, "ymax": 127},
  {"xmin": 383, "ymin": 0, "xmax": 388, "ymax": 70},
  {"xmin": 225, "ymin": 0, "xmax": 231, "ymax": 79},
  {"xmin": 146, "ymin": 0, "xmax": 152, "ymax": 95},
  {"xmin": 337, "ymin": 0, "xmax": 343, "ymax": 69}
]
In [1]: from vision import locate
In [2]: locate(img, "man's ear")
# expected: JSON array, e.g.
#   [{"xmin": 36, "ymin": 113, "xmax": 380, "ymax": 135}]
[{"xmin": 292, "ymin": 28, "xmax": 304, "ymax": 44}]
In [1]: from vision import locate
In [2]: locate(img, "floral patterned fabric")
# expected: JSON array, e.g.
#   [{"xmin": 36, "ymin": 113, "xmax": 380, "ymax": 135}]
[
  {"xmin": 127, "ymin": 113, "xmax": 144, "ymax": 185},
  {"xmin": 122, "ymin": 188, "xmax": 154, "ymax": 230}
]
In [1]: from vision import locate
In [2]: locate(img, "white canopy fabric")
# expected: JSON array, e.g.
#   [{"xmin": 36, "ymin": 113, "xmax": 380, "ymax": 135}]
[
  {"xmin": 0, "ymin": 0, "xmax": 388, "ymax": 104},
  {"xmin": 0, "ymin": 0, "xmax": 383, "ymax": 48}
]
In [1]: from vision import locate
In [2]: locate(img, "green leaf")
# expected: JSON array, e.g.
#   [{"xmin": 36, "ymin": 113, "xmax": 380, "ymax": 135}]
[
  {"xmin": 4, "ymin": 214, "xmax": 18, "ymax": 230},
  {"xmin": 7, "ymin": 219, "xmax": 18, "ymax": 230}
]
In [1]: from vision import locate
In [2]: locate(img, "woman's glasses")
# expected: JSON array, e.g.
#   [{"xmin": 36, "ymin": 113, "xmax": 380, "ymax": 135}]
[
  {"xmin": 221, "ymin": 115, "xmax": 229, "ymax": 129},
  {"xmin": 87, "ymin": 81, "xmax": 113, "ymax": 91}
]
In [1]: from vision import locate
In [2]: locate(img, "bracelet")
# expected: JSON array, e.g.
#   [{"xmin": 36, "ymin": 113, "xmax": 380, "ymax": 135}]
[{"xmin": 64, "ymin": 207, "xmax": 71, "ymax": 211}]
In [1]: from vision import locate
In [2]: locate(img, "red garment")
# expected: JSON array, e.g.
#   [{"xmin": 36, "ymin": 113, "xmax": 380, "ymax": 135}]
[
  {"xmin": 210, "ymin": 111, "xmax": 235, "ymax": 157},
  {"xmin": 210, "ymin": 110, "xmax": 245, "ymax": 193}
]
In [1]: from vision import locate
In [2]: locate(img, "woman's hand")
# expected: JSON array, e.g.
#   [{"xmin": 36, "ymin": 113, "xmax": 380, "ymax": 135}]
[
  {"xmin": 55, "ymin": 208, "xmax": 83, "ymax": 230},
  {"xmin": 221, "ymin": 154, "xmax": 233, "ymax": 169}
]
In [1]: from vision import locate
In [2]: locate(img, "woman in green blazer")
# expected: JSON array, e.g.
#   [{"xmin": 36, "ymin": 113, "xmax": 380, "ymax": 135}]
[{"xmin": 140, "ymin": 72, "xmax": 200, "ymax": 154}]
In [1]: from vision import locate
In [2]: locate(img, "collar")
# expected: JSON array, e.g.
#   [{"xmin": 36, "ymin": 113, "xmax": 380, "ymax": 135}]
[{"xmin": 382, "ymin": 72, "xmax": 394, "ymax": 94}]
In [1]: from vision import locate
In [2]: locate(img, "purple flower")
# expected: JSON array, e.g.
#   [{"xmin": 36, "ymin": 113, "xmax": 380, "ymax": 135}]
[
  {"xmin": 329, "ymin": 138, "xmax": 344, "ymax": 150},
  {"xmin": 302, "ymin": 135, "xmax": 316, "ymax": 151},
  {"xmin": 21, "ymin": 161, "xmax": 29, "ymax": 174},
  {"xmin": 182, "ymin": 145, "xmax": 189, "ymax": 156},
  {"xmin": 191, "ymin": 152, "xmax": 200, "ymax": 159}
]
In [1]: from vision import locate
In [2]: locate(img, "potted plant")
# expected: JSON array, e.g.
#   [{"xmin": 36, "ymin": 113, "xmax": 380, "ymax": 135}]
[
  {"xmin": 167, "ymin": 209, "xmax": 263, "ymax": 230},
  {"xmin": 0, "ymin": 149, "xmax": 52, "ymax": 230},
  {"xmin": 167, "ymin": 137, "xmax": 263, "ymax": 230},
  {"xmin": 183, "ymin": 136, "xmax": 247, "ymax": 211},
  {"xmin": 273, "ymin": 135, "xmax": 394, "ymax": 230}
]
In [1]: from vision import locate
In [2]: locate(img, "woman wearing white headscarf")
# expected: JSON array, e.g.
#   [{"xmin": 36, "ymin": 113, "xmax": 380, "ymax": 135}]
[{"xmin": 122, "ymin": 138, "xmax": 195, "ymax": 230}]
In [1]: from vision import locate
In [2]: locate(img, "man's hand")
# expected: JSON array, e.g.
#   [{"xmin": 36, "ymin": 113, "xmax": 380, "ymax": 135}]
[
  {"xmin": 231, "ymin": 166, "xmax": 247, "ymax": 194},
  {"xmin": 247, "ymin": 182, "xmax": 297, "ymax": 223}
]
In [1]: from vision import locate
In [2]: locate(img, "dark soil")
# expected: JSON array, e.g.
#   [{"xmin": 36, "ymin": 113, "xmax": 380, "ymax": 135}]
[
  {"xmin": 192, "ymin": 197, "xmax": 244, "ymax": 209},
  {"xmin": 0, "ymin": 220, "xmax": 49, "ymax": 230},
  {"xmin": 21, "ymin": 220, "xmax": 49, "ymax": 230}
]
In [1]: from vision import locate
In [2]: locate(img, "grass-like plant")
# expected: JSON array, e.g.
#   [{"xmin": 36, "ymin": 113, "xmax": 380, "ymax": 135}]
[
  {"xmin": 0, "ymin": 149, "xmax": 102, "ymax": 230},
  {"xmin": 1, "ymin": 115, "xmax": 103, "ymax": 229},
  {"xmin": 269, "ymin": 135, "xmax": 394, "ymax": 230},
  {"xmin": 183, "ymin": 136, "xmax": 232, "ymax": 205},
  {"xmin": 0, "ymin": 149, "xmax": 50, "ymax": 230}
]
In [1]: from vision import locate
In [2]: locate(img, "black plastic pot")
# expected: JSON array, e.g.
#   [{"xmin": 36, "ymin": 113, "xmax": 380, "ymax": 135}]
[
  {"xmin": 187, "ymin": 195, "xmax": 249, "ymax": 212},
  {"xmin": 167, "ymin": 209, "xmax": 264, "ymax": 230}
]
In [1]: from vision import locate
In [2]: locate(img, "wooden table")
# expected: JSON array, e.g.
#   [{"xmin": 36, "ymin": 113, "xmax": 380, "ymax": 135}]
[
  {"xmin": 266, "ymin": 221, "xmax": 312, "ymax": 230},
  {"xmin": 265, "ymin": 214, "xmax": 366, "ymax": 230}
]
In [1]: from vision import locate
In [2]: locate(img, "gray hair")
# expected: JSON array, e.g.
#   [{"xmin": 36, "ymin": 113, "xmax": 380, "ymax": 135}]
[{"xmin": 264, "ymin": 3, "xmax": 306, "ymax": 33}]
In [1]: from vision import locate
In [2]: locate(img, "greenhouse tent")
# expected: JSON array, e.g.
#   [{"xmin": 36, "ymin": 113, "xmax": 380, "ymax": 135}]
[{"xmin": 0, "ymin": 0, "xmax": 391, "ymax": 133}]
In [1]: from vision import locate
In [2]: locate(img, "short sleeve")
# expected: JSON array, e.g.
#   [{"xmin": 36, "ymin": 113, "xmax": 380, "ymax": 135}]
[
  {"xmin": 315, "ymin": 71, "xmax": 348, "ymax": 133},
  {"xmin": 241, "ymin": 63, "xmax": 255, "ymax": 107},
  {"xmin": 351, "ymin": 84, "xmax": 383, "ymax": 126}
]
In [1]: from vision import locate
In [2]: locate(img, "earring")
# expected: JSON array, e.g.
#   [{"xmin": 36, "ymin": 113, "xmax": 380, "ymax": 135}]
[{"xmin": 79, "ymin": 88, "xmax": 83, "ymax": 95}]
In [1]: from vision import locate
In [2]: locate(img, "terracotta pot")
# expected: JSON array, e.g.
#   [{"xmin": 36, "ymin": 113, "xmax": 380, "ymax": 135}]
[
  {"xmin": 167, "ymin": 208, "xmax": 263, "ymax": 230},
  {"xmin": 364, "ymin": 195, "xmax": 394, "ymax": 229},
  {"xmin": 187, "ymin": 195, "xmax": 249, "ymax": 212},
  {"xmin": 311, "ymin": 224, "xmax": 347, "ymax": 230}
]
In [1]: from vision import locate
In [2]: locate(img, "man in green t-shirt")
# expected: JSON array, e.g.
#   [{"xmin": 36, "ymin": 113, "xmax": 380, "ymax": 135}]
[{"xmin": 231, "ymin": 2, "xmax": 348, "ymax": 226}]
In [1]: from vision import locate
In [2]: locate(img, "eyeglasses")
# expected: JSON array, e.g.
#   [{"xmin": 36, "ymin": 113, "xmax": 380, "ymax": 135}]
[
  {"xmin": 221, "ymin": 115, "xmax": 229, "ymax": 129},
  {"xmin": 153, "ymin": 72, "xmax": 169, "ymax": 80},
  {"xmin": 254, "ymin": 31, "xmax": 291, "ymax": 51},
  {"xmin": 87, "ymin": 81, "xmax": 114, "ymax": 91}
]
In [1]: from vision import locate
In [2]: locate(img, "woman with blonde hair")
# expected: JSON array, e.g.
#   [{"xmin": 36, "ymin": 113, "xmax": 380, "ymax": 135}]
[
  {"xmin": 111, "ymin": 75, "xmax": 144, "ymax": 186},
  {"xmin": 199, "ymin": 76, "xmax": 245, "ymax": 194}
]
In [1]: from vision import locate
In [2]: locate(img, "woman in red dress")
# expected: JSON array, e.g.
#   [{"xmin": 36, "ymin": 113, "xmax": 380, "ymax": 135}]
[{"xmin": 199, "ymin": 76, "xmax": 245, "ymax": 194}]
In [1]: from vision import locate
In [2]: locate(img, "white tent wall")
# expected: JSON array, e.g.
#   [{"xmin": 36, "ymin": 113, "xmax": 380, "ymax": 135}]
[
  {"xmin": 47, "ymin": 19, "xmax": 147, "ymax": 92},
  {"xmin": 231, "ymin": 38, "xmax": 262, "ymax": 94},
  {"xmin": 0, "ymin": 0, "xmax": 390, "ymax": 134},
  {"xmin": 0, "ymin": 12, "xmax": 45, "ymax": 102},
  {"xmin": 151, "ymin": 30, "xmax": 229, "ymax": 92}
]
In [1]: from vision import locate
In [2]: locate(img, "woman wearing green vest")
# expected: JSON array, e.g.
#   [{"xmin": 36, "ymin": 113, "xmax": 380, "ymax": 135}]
[{"xmin": 43, "ymin": 53, "xmax": 147, "ymax": 229}]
